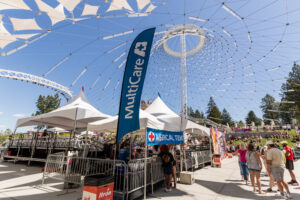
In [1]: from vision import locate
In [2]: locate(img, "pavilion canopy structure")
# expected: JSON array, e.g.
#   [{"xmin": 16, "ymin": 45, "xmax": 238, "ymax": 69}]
[
  {"xmin": 16, "ymin": 90, "xmax": 110, "ymax": 131},
  {"xmin": 144, "ymin": 96, "xmax": 210, "ymax": 136},
  {"xmin": 87, "ymin": 109, "xmax": 164, "ymax": 133}
]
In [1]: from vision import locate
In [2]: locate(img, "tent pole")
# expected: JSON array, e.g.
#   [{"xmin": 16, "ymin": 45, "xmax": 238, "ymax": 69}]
[
  {"xmin": 113, "ymin": 133, "xmax": 117, "ymax": 176},
  {"xmin": 69, "ymin": 107, "xmax": 78, "ymax": 152},
  {"xmin": 129, "ymin": 132, "xmax": 132, "ymax": 160},
  {"xmin": 144, "ymin": 128, "xmax": 147, "ymax": 200}
]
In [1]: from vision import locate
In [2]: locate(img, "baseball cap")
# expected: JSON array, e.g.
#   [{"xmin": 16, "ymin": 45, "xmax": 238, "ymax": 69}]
[
  {"xmin": 266, "ymin": 140, "xmax": 273, "ymax": 145},
  {"xmin": 281, "ymin": 141, "xmax": 288, "ymax": 144}
]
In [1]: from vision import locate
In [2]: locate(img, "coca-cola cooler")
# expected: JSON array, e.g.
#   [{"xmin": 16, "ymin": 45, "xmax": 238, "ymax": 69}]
[{"xmin": 82, "ymin": 174, "xmax": 114, "ymax": 200}]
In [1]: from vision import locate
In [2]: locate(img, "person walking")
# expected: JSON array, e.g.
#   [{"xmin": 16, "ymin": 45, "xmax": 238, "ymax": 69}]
[
  {"xmin": 238, "ymin": 143, "xmax": 249, "ymax": 184},
  {"xmin": 159, "ymin": 145, "xmax": 175, "ymax": 192},
  {"xmin": 168, "ymin": 144, "xmax": 177, "ymax": 188},
  {"xmin": 261, "ymin": 145, "xmax": 274, "ymax": 192},
  {"xmin": 281, "ymin": 141, "xmax": 299, "ymax": 186},
  {"xmin": 236, "ymin": 143, "xmax": 244, "ymax": 181},
  {"xmin": 246, "ymin": 143, "xmax": 263, "ymax": 194},
  {"xmin": 266, "ymin": 141, "xmax": 292, "ymax": 199}
]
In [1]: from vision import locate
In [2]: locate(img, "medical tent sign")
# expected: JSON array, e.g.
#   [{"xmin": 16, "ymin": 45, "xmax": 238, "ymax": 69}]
[{"xmin": 146, "ymin": 127, "xmax": 184, "ymax": 145}]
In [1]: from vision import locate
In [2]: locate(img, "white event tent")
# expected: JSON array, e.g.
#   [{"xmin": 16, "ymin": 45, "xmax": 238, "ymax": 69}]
[
  {"xmin": 87, "ymin": 109, "xmax": 164, "ymax": 133},
  {"xmin": 16, "ymin": 90, "xmax": 110, "ymax": 131},
  {"xmin": 144, "ymin": 96, "xmax": 210, "ymax": 136}
]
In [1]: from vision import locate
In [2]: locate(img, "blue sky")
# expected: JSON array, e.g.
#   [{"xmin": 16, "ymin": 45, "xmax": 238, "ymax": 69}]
[{"xmin": 1, "ymin": 0, "xmax": 300, "ymax": 131}]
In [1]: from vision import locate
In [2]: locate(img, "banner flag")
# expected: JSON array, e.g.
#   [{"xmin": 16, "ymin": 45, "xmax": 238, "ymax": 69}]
[
  {"xmin": 146, "ymin": 127, "xmax": 184, "ymax": 146},
  {"xmin": 116, "ymin": 28, "xmax": 156, "ymax": 144},
  {"xmin": 211, "ymin": 128, "xmax": 227, "ymax": 159}
]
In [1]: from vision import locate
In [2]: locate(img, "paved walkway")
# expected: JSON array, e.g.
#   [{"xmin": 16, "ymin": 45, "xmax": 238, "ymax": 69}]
[{"xmin": 0, "ymin": 157, "xmax": 299, "ymax": 200}]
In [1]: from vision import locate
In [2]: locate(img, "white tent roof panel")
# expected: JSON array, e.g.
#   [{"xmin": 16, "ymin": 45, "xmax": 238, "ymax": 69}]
[
  {"xmin": 106, "ymin": 0, "xmax": 133, "ymax": 13},
  {"xmin": 57, "ymin": 0, "xmax": 81, "ymax": 12},
  {"xmin": 0, "ymin": 0, "xmax": 31, "ymax": 11},
  {"xmin": 10, "ymin": 18, "xmax": 42, "ymax": 31},
  {"xmin": 81, "ymin": 4, "xmax": 99, "ymax": 16},
  {"xmin": 16, "ymin": 91, "xmax": 110, "ymax": 130},
  {"xmin": 87, "ymin": 109, "xmax": 164, "ymax": 132},
  {"xmin": 145, "ymin": 96, "xmax": 210, "ymax": 136},
  {"xmin": 35, "ymin": 0, "xmax": 66, "ymax": 26}
]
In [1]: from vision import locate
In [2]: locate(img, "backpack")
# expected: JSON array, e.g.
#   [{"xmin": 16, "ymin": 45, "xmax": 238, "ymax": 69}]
[
  {"xmin": 282, "ymin": 150, "xmax": 286, "ymax": 164},
  {"xmin": 292, "ymin": 148, "xmax": 296, "ymax": 161}
]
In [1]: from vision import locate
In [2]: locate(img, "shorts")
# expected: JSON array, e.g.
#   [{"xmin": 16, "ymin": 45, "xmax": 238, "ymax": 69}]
[
  {"xmin": 271, "ymin": 167, "xmax": 284, "ymax": 181},
  {"xmin": 163, "ymin": 167, "xmax": 173, "ymax": 175},
  {"xmin": 286, "ymin": 159, "xmax": 294, "ymax": 170},
  {"xmin": 249, "ymin": 168, "xmax": 261, "ymax": 173}
]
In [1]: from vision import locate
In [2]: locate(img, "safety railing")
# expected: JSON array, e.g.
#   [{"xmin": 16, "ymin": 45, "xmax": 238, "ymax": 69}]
[
  {"xmin": 42, "ymin": 154, "xmax": 165, "ymax": 199},
  {"xmin": 8, "ymin": 137, "xmax": 83, "ymax": 149},
  {"xmin": 42, "ymin": 153, "xmax": 127, "ymax": 196},
  {"xmin": 42, "ymin": 152, "xmax": 211, "ymax": 199}
]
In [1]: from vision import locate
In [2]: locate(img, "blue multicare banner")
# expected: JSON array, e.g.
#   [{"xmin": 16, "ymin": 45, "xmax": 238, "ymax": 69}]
[
  {"xmin": 146, "ymin": 128, "xmax": 184, "ymax": 146},
  {"xmin": 116, "ymin": 28, "xmax": 156, "ymax": 144}
]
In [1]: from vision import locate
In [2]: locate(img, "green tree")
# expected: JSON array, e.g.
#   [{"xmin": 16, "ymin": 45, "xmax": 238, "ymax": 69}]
[
  {"xmin": 188, "ymin": 106, "xmax": 195, "ymax": 118},
  {"xmin": 280, "ymin": 62, "xmax": 300, "ymax": 121},
  {"xmin": 206, "ymin": 97, "xmax": 222, "ymax": 123},
  {"xmin": 0, "ymin": 128, "xmax": 12, "ymax": 144},
  {"xmin": 237, "ymin": 120, "xmax": 244, "ymax": 127},
  {"xmin": 206, "ymin": 97, "xmax": 216, "ymax": 116},
  {"xmin": 279, "ymin": 99, "xmax": 293, "ymax": 124},
  {"xmin": 221, "ymin": 108, "xmax": 232, "ymax": 126},
  {"xmin": 245, "ymin": 110, "xmax": 260, "ymax": 126},
  {"xmin": 33, "ymin": 93, "xmax": 61, "ymax": 116},
  {"xmin": 260, "ymin": 94, "xmax": 279, "ymax": 124},
  {"xmin": 195, "ymin": 109, "xmax": 204, "ymax": 119}
]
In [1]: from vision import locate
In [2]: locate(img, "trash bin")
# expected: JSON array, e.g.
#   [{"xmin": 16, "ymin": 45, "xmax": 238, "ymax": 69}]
[
  {"xmin": 212, "ymin": 154, "xmax": 221, "ymax": 168},
  {"xmin": 82, "ymin": 174, "xmax": 114, "ymax": 200}
]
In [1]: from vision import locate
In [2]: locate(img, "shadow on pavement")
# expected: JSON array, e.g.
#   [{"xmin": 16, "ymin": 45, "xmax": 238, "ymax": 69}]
[
  {"xmin": 195, "ymin": 179, "xmax": 280, "ymax": 200},
  {"xmin": 138, "ymin": 188, "xmax": 190, "ymax": 200}
]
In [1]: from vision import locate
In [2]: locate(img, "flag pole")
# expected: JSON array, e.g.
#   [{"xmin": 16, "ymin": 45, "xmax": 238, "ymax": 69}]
[{"xmin": 144, "ymin": 129, "xmax": 147, "ymax": 200}]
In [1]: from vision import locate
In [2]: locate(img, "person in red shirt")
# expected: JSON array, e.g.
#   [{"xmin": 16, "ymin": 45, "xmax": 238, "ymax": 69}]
[{"xmin": 281, "ymin": 141, "xmax": 299, "ymax": 186}]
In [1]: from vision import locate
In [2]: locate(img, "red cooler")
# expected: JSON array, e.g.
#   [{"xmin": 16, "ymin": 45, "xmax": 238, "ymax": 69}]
[{"xmin": 82, "ymin": 175, "xmax": 114, "ymax": 200}]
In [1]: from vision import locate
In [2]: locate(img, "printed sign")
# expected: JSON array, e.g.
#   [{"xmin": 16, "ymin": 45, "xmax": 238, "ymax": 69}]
[
  {"xmin": 211, "ymin": 128, "xmax": 227, "ymax": 159},
  {"xmin": 146, "ymin": 127, "xmax": 184, "ymax": 146},
  {"xmin": 116, "ymin": 28, "xmax": 156, "ymax": 144},
  {"xmin": 82, "ymin": 184, "xmax": 114, "ymax": 200}
]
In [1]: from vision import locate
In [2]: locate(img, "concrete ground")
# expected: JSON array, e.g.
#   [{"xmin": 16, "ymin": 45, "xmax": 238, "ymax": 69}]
[{"xmin": 0, "ymin": 157, "xmax": 299, "ymax": 200}]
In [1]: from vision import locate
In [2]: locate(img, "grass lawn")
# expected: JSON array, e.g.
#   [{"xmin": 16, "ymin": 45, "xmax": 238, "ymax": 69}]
[{"xmin": 231, "ymin": 138, "xmax": 297, "ymax": 149}]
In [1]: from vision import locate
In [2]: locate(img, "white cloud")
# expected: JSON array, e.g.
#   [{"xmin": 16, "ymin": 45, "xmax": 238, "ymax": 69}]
[
  {"xmin": 0, "ymin": 112, "xmax": 3, "ymax": 115},
  {"xmin": 13, "ymin": 113, "xmax": 26, "ymax": 118},
  {"xmin": 0, "ymin": 125, "xmax": 5, "ymax": 129}
]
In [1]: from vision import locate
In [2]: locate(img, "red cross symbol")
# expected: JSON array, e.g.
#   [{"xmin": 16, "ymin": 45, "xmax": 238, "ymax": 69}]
[{"xmin": 148, "ymin": 131, "xmax": 155, "ymax": 142}]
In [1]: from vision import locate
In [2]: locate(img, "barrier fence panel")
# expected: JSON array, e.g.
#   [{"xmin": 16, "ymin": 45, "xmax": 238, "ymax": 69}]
[
  {"xmin": 42, "ymin": 152, "xmax": 212, "ymax": 199},
  {"xmin": 42, "ymin": 152, "xmax": 65, "ymax": 184},
  {"xmin": 127, "ymin": 158, "xmax": 151, "ymax": 195},
  {"xmin": 42, "ymin": 153, "xmax": 127, "ymax": 196},
  {"xmin": 151, "ymin": 157, "xmax": 164, "ymax": 185}
]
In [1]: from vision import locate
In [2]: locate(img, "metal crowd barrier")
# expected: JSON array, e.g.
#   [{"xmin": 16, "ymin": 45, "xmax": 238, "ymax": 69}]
[
  {"xmin": 178, "ymin": 150, "xmax": 212, "ymax": 171},
  {"xmin": 42, "ymin": 151, "xmax": 211, "ymax": 199},
  {"xmin": 42, "ymin": 154, "xmax": 165, "ymax": 199},
  {"xmin": 9, "ymin": 137, "xmax": 84, "ymax": 149},
  {"xmin": 42, "ymin": 153, "xmax": 128, "ymax": 196}
]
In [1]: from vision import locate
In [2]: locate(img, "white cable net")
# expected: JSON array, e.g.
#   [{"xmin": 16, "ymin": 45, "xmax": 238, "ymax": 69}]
[{"xmin": 1, "ymin": 0, "xmax": 300, "ymax": 120}]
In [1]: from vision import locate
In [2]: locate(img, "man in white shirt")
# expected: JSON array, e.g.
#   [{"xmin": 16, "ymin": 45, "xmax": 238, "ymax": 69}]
[{"xmin": 266, "ymin": 141, "xmax": 292, "ymax": 199}]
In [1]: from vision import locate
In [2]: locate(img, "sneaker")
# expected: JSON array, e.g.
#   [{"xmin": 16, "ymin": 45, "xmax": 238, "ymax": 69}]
[
  {"xmin": 285, "ymin": 192, "xmax": 293, "ymax": 199},
  {"xmin": 288, "ymin": 180, "xmax": 293, "ymax": 185},
  {"xmin": 164, "ymin": 188, "xmax": 172, "ymax": 192},
  {"xmin": 292, "ymin": 182, "xmax": 299, "ymax": 186},
  {"xmin": 275, "ymin": 192, "xmax": 286, "ymax": 198},
  {"xmin": 266, "ymin": 188, "xmax": 273, "ymax": 192}
]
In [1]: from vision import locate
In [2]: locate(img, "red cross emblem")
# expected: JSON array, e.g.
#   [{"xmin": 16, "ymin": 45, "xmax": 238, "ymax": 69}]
[{"xmin": 148, "ymin": 131, "xmax": 155, "ymax": 142}]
